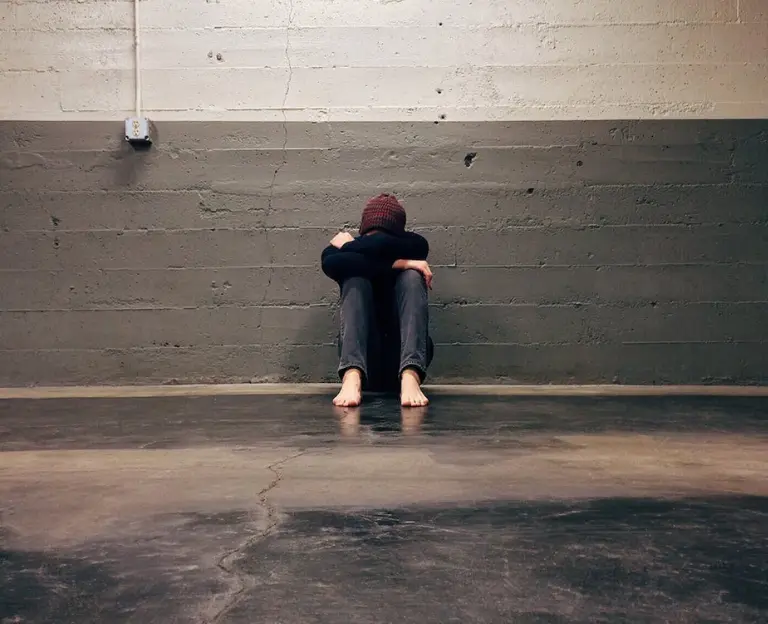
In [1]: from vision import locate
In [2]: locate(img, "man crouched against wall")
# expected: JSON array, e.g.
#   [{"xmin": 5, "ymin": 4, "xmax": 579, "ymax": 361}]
[{"xmin": 321, "ymin": 194, "xmax": 434, "ymax": 408}]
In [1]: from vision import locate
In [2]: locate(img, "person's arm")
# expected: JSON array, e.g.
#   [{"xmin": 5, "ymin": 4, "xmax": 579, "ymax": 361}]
[
  {"xmin": 342, "ymin": 232, "xmax": 429, "ymax": 262},
  {"xmin": 392, "ymin": 258, "xmax": 434, "ymax": 289},
  {"xmin": 321, "ymin": 245, "xmax": 393, "ymax": 283}
]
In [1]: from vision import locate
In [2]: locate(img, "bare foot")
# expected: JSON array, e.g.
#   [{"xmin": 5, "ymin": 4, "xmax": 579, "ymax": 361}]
[
  {"xmin": 333, "ymin": 368, "xmax": 362, "ymax": 407},
  {"xmin": 400, "ymin": 368, "xmax": 429, "ymax": 407}
]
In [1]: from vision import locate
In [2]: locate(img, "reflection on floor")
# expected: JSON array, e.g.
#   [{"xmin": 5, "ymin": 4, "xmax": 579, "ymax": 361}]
[{"xmin": 1, "ymin": 394, "xmax": 767, "ymax": 623}]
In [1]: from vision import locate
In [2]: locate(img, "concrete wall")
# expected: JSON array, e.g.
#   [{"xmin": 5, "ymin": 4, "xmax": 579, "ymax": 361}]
[
  {"xmin": 1, "ymin": 0, "xmax": 768, "ymax": 120},
  {"xmin": 2, "ymin": 119, "xmax": 767, "ymax": 385},
  {"xmin": 1, "ymin": 1, "xmax": 767, "ymax": 386}
]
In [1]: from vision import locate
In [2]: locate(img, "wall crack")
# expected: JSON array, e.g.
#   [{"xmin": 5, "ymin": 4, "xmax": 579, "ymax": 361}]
[{"xmin": 266, "ymin": 0, "xmax": 295, "ymax": 216}]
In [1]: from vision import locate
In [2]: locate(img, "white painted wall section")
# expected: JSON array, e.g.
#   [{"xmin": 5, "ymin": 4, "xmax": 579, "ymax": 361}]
[{"xmin": 1, "ymin": 0, "xmax": 767, "ymax": 120}]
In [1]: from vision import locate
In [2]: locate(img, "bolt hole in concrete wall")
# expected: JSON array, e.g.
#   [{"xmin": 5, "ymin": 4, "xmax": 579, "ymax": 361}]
[{"xmin": 0, "ymin": 0, "xmax": 767, "ymax": 386}]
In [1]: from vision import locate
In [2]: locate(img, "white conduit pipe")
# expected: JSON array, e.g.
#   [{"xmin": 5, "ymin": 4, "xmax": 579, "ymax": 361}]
[{"xmin": 134, "ymin": 0, "xmax": 142, "ymax": 117}]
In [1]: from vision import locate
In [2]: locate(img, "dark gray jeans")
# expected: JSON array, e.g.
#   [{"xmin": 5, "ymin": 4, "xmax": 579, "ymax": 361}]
[{"xmin": 338, "ymin": 269, "xmax": 433, "ymax": 390}]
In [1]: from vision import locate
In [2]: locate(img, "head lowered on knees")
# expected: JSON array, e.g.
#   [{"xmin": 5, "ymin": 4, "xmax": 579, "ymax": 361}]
[{"xmin": 360, "ymin": 193, "xmax": 406, "ymax": 236}]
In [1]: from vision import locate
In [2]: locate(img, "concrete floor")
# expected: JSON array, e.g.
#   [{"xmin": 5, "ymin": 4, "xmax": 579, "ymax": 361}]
[{"xmin": 1, "ymin": 393, "xmax": 767, "ymax": 623}]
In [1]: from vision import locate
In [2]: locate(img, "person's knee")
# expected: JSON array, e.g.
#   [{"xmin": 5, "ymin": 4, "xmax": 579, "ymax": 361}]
[
  {"xmin": 398, "ymin": 269, "xmax": 426, "ymax": 290},
  {"xmin": 342, "ymin": 276, "xmax": 373, "ymax": 295}
]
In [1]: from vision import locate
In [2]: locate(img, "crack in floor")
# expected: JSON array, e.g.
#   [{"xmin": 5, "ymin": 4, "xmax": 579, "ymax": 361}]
[{"xmin": 207, "ymin": 449, "xmax": 309, "ymax": 624}]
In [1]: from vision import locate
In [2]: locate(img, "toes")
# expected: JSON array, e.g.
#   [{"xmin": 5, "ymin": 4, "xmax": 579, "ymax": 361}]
[
  {"xmin": 402, "ymin": 395, "xmax": 427, "ymax": 407},
  {"xmin": 337, "ymin": 394, "xmax": 361, "ymax": 408},
  {"xmin": 333, "ymin": 396, "xmax": 348, "ymax": 407},
  {"xmin": 334, "ymin": 392, "xmax": 360, "ymax": 407}
]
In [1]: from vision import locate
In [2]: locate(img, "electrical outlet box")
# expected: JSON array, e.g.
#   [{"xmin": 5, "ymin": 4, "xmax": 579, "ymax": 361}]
[{"xmin": 125, "ymin": 117, "xmax": 152, "ymax": 147}]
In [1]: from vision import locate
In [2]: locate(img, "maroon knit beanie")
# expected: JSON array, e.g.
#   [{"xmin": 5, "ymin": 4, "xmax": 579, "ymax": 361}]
[{"xmin": 359, "ymin": 193, "xmax": 406, "ymax": 236}]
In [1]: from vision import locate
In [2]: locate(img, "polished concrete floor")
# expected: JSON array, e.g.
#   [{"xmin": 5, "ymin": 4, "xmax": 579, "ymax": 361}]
[{"xmin": 1, "ymin": 393, "xmax": 767, "ymax": 623}]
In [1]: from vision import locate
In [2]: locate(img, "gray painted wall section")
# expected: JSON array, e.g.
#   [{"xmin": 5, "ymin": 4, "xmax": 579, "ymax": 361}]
[{"xmin": 0, "ymin": 120, "xmax": 766, "ymax": 386}]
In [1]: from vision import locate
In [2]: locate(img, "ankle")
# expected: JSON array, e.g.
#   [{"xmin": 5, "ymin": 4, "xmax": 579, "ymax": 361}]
[
  {"xmin": 401, "ymin": 368, "xmax": 421, "ymax": 384},
  {"xmin": 342, "ymin": 368, "xmax": 363, "ymax": 385}
]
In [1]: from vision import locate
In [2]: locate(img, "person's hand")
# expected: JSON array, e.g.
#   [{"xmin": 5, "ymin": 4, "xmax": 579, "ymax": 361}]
[
  {"xmin": 394, "ymin": 259, "xmax": 433, "ymax": 289},
  {"xmin": 330, "ymin": 231, "xmax": 355, "ymax": 249}
]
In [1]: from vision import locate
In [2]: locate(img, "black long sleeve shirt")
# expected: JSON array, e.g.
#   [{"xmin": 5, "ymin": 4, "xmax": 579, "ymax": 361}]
[
  {"xmin": 321, "ymin": 231, "xmax": 430, "ymax": 343},
  {"xmin": 320, "ymin": 231, "xmax": 429, "ymax": 284}
]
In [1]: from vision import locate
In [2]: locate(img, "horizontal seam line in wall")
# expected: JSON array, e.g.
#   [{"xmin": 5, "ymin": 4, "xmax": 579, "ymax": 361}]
[
  {"xmin": 4, "ymin": 223, "xmax": 768, "ymax": 233},
  {"xmin": 0, "ymin": 263, "xmax": 766, "ymax": 273},
  {"xmin": 1, "ymin": 144, "xmax": 721, "ymax": 153},
  {"xmin": 46, "ymin": 62, "xmax": 768, "ymax": 68},
  {"xmin": 0, "ymin": 311, "xmax": 326, "ymax": 315},
  {"xmin": 0, "ymin": 345, "xmax": 332, "ymax": 352},
  {"xmin": 27, "ymin": 223, "xmax": 768, "ymax": 232},
  {"xmin": 83, "ymin": 105, "xmax": 761, "ymax": 112},
  {"xmin": 1, "ymin": 184, "xmax": 765, "ymax": 192},
  {"xmin": 434, "ymin": 301, "xmax": 768, "ymax": 307},
  {"xmin": 67, "ymin": 21, "xmax": 751, "ymax": 29},
  {"xmin": 8, "ymin": 224, "xmax": 768, "ymax": 234},
  {"xmin": 67, "ymin": 97, "xmax": 768, "ymax": 104},
  {"xmin": 5, "ymin": 301, "xmax": 768, "ymax": 313},
  {"xmin": 4, "ymin": 27, "xmax": 747, "ymax": 40},
  {"xmin": 621, "ymin": 341, "xmax": 768, "ymax": 346},
  {"xmin": 125, "ymin": 62, "xmax": 768, "ymax": 70},
  {"xmin": 7, "ymin": 20, "xmax": 746, "ymax": 30},
  {"xmin": 5, "ymin": 302, "xmax": 768, "ymax": 313},
  {"xmin": 49, "ymin": 104, "xmax": 767, "ymax": 113},
  {"xmin": 2, "ymin": 227, "xmax": 343, "ymax": 234},
  {"xmin": 125, "ymin": 23, "xmax": 753, "ymax": 31},
  {"xmin": 0, "ymin": 182, "xmax": 756, "ymax": 191},
  {"xmin": 235, "ymin": 21, "xmax": 745, "ymax": 28},
  {"xmin": 0, "ymin": 265, "xmax": 317, "ymax": 272},
  {"xmin": 4, "ymin": 143, "xmax": 753, "ymax": 153},
  {"xmin": 6, "ymin": 28, "xmax": 133, "ymax": 33},
  {"xmin": 10, "ymin": 105, "xmax": 768, "ymax": 117},
  {"xmin": 449, "ymin": 262, "xmax": 768, "ymax": 268},
  {"xmin": 0, "ymin": 304, "xmax": 335, "ymax": 312},
  {"xmin": 156, "ymin": 99, "xmax": 768, "ymax": 104},
  {"xmin": 1, "ymin": 341, "xmax": 765, "ymax": 353}
]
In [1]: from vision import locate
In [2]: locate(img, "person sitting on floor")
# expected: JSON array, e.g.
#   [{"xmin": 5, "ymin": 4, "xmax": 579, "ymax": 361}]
[{"xmin": 321, "ymin": 193, "xmax": 434, "ymax": 408}]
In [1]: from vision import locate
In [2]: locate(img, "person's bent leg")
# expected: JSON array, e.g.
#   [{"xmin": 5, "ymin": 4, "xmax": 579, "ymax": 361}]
[
  {"xmin": 395, "ymin": 269, "xmax": 430, "ymax": 407},
  {"xmin": 335, "ymin": 277, "xmax": 374, "ymax": 406}
]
